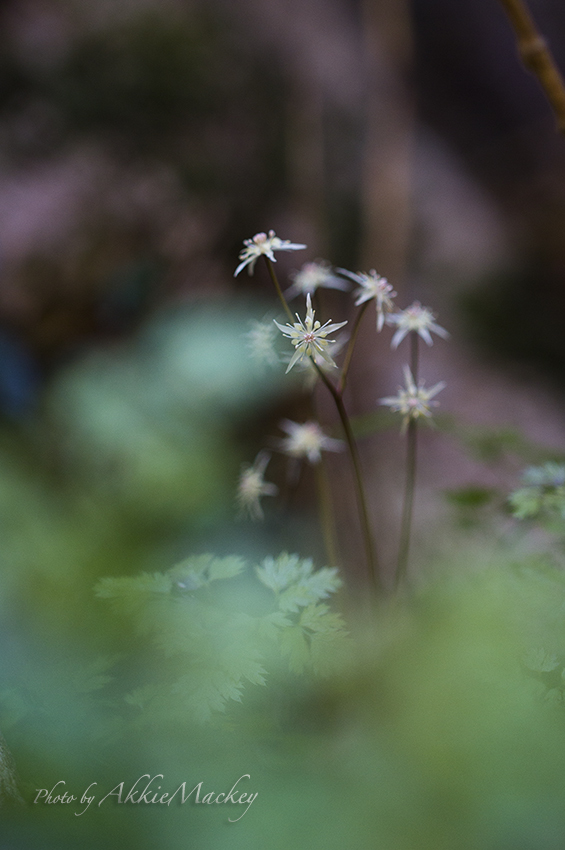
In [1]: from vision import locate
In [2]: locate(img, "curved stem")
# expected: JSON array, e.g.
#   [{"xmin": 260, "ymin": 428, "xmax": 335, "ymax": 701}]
[
  {"xmin": 338, "ymin": 302, "xmax": 369, "ymax": 394},
  {"xmin": 265, "ymin": 256, "xmax": 294, "ymax": 322},
  {"xmin": 313, "ymin": 361, "xmax": 380, "ymax": 591}
]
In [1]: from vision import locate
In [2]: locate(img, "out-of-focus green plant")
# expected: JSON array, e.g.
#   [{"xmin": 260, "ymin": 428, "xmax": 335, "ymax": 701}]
[
  {"xmin": 94, "ymin": 552, "xmax": 346, "ymax": 726},
  {"xmin": 510, "ymin": 461, "xmax": 565, "ymax": 524}
]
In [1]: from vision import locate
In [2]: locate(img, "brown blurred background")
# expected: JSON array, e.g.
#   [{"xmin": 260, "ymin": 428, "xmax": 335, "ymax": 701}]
[{"xmin": 1, "ymin": 0, "xmax": 565, "ymax": 575}]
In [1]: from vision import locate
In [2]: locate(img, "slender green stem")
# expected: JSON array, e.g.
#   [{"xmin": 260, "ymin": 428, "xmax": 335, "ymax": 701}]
[
  {"xmin": 338, "ymin": 302, "xmax": 369, "ymax": 394},
  {"xmin": 315, "ymin": 457, "xmax": 340, "ymax": 567},
  {"xmin": 396, "ymin": 417, "xmax": 417, "ymax": 586},
  {"xmin": 265, "ymin": 256, "xmax": 294, "ymax": 322},
  {"xmin": 395, "ymin": 331, "xmax": 419, "ymax": 586},
  {"xmin": 313, "ymin": 361, "xmax": 380, "ymax": 591}
]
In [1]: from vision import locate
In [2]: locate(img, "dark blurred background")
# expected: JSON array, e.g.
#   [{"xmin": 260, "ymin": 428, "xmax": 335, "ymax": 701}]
[
  {"xmin": 1, "ymin": 2, "xmax": 565, "ymax": 847},
  {"xmin": 0, "ymin": 0, "xmax": 563, "ymax": 395}
]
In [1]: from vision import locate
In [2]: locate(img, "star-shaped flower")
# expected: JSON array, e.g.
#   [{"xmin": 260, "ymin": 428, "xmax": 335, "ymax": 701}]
[
  {"xmin": 274, "ymin": 294, "xmax": 347, "ymax": 374},
  {"xmin": 236, "ymin": 452, "xmax": 278, "ymax": 520},
  {"xmin": 285, "ymin": 260, "xmax": 350, "ymax": 300},
  {"xmin": 234, "ymin": 230, "xmax": 307, "ymax": 277},
  {"xmin": 387, "ymin": 301, "xmax": 449, "ymax": 349},
  {"xmin": 277, "ymin": 420, "xmax": 344, "ymax": 464},
  {"xmin": 337, "ymin": 268, "xmax": 397, "ymax": 331},
  {"xmin": 380, "ymin": 365, "xmax": 445, "ymax": 433},
  {"xmin": 285, "ymin": 331, "xmax": 349, "ymax": 389}
]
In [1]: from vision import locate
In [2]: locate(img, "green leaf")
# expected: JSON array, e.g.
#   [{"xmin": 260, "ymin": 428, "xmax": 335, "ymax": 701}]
[
  {"xmin": 256, "ymin": 553, "xmax": 305, "ymax": 593},
  {"xmin": 168, "ymin": 554, "xmax": 215, "ymax": 589},
  {"xmin": 279, "ymin": 626, "xmax": 310, "ymax": 674},
  {"xmin": 207, "ymin": 555, "xmax": 247, "ymax": 582},
  {"xmin": 509, "ymin": 487, "xmax": 543, "ymax": 519},
  {"xmin": 278, "ymin": 567, "xmax": 341, "ymax": 613}
]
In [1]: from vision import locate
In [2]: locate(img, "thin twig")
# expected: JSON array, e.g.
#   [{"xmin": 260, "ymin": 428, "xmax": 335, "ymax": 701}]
[{"xmin": 498, "ymin": 0, "xmax": 565, "ymax": 133}]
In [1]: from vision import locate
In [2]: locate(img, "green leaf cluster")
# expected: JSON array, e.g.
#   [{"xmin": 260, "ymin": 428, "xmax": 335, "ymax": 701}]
[
  {"xmin": 510, "ymin": 462, "xmax": 565, "ymax": 521},
  {"xmin": 95, "ymin": 552, "xmax": 346, "ymax": 725}
]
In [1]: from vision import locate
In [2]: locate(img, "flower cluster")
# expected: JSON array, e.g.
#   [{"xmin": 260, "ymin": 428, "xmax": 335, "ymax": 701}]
[{"xmin": 234, "ymin": 230, "xmax": 450, "ymax": 523}]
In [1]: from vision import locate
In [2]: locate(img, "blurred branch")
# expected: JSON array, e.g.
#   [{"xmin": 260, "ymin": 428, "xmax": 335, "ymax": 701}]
[{"xmin": 498, "ymin": 0, "xmax": 565, "ymax": 134}]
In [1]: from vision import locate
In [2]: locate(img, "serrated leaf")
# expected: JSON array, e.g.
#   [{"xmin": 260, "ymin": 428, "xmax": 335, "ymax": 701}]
[
  {"xmin": 300, "ymin": 604, "xmax": 346, "ymax": 634},
  {"xmin": 256, "ymin": 611, "xmax": 293, "ymax": 642},
  {"xmin": 255, "ymin": 553, "xmax": 305, "ymax": 593},
  {"xmin": 207, "ymin": 556, "xmax": 247, "ymax": 582},
  {"xmin": 168, "ymin": 554, "xmax": 215, "ymax": 589},
  {"xmin": 279, "ymin": 626, "xmax": 310, "ymax": 674},
  {"xmin": 172, "ymin": 671, "xmax": 244, "ymax": 723},
  {"xmin": 278, "ymin": 568, "xmax": 341, "ymax": 612}
]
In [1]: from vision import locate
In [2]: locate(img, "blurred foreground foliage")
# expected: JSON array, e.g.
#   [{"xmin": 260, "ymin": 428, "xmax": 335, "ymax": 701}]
[
  {"xmin": 6, "ymin": 554, "xmax": 565, "ymax": 849},
  {"xmin": 2, "ymin": 304, "xmax": 565, "ymax": 847}
]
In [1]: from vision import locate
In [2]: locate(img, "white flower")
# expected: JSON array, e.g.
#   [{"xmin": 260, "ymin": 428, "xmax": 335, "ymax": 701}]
[
  {"xmin": 337, "ymin": 268, "xmax": 397, "ymax": 331},
  {"xmin": 387, "ymin": 301, "xmax": 449, "ymax": 349},
  {"xmin": 380, "ymin": 365, "xmax": 445, "ymax": 433},
  {"xmin": 244, "ymin": 319, "xmax": 279, "ymax": 367},
  {"xmin": 285, "ymin": 261, "xmax": 350, "ymax": 300},
  {"xmin": 274, "ymin": 294, "xmax": 347, "ymax": 374},
  {"xmin": 236, "ymin": 452, "xmax": 278, "ymax": 520},
  {"xmin": 234, "ymin": 230, "xmax": 307, "ymax": 277},
  {"xmin": 286, "ymin": 331, "xmax": 349, "ymax": 389},
  {"xmin": 277, "ymin": 420, "xmax": 344, "ymax": 464}
]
